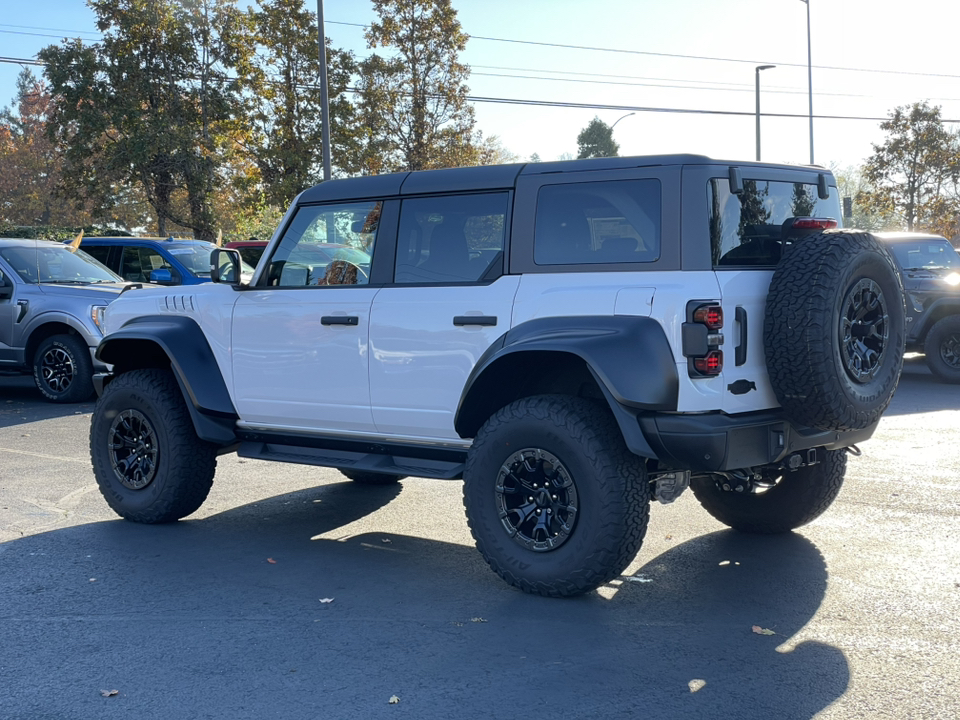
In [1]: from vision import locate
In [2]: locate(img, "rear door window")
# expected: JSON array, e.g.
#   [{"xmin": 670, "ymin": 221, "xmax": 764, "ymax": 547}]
[
  {"xmin": 709, "ymin": 178, "xmax": 841, "ymax": 267},
  {"xmin": 394, "ymin": 193, "xmax": 508, "ymax": 284}
]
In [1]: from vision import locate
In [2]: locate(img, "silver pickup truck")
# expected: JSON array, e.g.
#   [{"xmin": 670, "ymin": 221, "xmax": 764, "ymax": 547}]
[{"xmin": 0, "ymin": 238, "xmax": 132, "ymax": 402}]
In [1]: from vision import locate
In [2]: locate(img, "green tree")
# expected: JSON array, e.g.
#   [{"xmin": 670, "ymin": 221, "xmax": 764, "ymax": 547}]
[
  {"xmin": 860, "ymin": 102, "xmax": 960, "ymax": 233},
  {"xmin": 39, "ymin": 0, "xmax": 255, "ymax": 239},
  {"xmin": 243, "ymin": 0, "xmax": 359, "ymax": 206},
  {"xmin": 576, "ymin": 117, "xmax": 619, "ymax": 159},
  {"xmin": 355, "ymin": 0, "xmax": 475, "ymax": 172},
  {"xmin": 831, "ymin": 163, "xmax": 898, "ymax": 232}
]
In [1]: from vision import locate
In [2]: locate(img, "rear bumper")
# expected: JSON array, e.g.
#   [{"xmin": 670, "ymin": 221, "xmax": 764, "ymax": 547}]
[{"xmin": 639, "ymin": 410, "xmax": 877, "ymax": 472}]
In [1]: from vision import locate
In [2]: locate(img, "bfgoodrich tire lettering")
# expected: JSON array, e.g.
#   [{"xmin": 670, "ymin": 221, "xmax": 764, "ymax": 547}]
[
  {"xmin": 923, "ymin": 315, "xmax": 960, "ymax": 383},
  {"xmin": 691, "ymin": 449, "xmax": 846, "ymax": 533},
  {"xmin": 90, "ymin": 368, "xmax": 218, "ymax": 523},
  {"xmin": 462, "ymin": 395, "xmax": 650, "ymax": 597},
  {"xmin": 33, "ymin": 334, "xmax": 94, "ymax": 403},
  {"xmin": 764, "ymin": 231, "xmax": 905, "ymax": 431}
]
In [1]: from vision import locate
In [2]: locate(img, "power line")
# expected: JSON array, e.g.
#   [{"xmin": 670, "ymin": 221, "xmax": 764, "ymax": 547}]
[
  {"xmin": 326, "ymin": 19, "xmax": 960, "ymax": 82},
  {"xmin": 0, "ymin": 23, "xmax": 100, "ymax": 38},
  {"xmin": 1, "ymin": 55, "xmax": 957, "ymax": 123}
]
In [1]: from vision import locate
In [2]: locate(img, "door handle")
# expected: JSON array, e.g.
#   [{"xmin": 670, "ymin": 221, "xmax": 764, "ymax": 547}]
[
  {"xmin": 735, "ymin": 306, "xmax": 747, "ymax": 366},
  {"xmin": 321, "ymin": 316, "xmax": 359, "ymax": 326},
  {"xmin": 453, "ymin": 316, "xmax": 497, "ymax": 327}
]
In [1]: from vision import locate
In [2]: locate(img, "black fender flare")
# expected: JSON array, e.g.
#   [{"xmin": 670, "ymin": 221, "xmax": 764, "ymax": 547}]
[
  {"xmin": 96, "ymin": 315, "xmax": 238, "ymax": 445},
  {"xmin": 913, "ymin": 298, "xmax": 960, "ymax": 342},
  {"xmin": 454, "ymin": 316, "xmax": 678, "ymax": 458}
]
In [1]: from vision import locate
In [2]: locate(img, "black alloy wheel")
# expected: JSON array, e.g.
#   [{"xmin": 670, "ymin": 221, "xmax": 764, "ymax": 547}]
[
  {"xmin": 924, "ymin": 316, "xmax": 960, "ymax": 383},
  {"xmin": 839, "ymin": 278, "xmax": 889, "ymax": 383},
  {"xmin": 109, "ymin": 409, "xmax": 159, "ymax": 491},
  {"xmin": 40, "ymin": 345, "xmax": 77, "ymax": 394},
  {"xmin": 495, "ymin": 448, "xmax": 579, "ymax": 552}
]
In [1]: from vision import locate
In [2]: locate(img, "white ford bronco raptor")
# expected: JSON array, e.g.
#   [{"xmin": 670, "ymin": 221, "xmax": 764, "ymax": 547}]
[{"xmin": 89, "ymin": 155, "xmax": 905, "ymax": 597}]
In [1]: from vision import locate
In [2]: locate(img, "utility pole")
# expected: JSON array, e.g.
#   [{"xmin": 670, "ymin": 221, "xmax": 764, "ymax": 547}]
[
  {"xmin": 317, "ymin": 0, "xmax": 332, "ymax": 181},
  {"xmin": 801, "ymin": 0, "xmax": 814, "ymax": 164},
  {"xmin": 755, "ymin": 65, "xmax": 775, "ymax": 161}
]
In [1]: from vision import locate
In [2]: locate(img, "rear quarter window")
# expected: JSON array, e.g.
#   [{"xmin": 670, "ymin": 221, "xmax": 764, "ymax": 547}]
[{"xmin": 534, "ymin": 179, "xmax": 661, "ymax": 265}]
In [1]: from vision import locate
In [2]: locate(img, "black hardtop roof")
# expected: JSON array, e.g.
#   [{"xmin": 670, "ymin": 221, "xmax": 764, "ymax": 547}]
[{"xmin": 297, "ymin": 154, "xmax": 828, "ymax": 205}]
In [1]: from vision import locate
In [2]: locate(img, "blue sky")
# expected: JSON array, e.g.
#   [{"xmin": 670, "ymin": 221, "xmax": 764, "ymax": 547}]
[{"xmin": 3, "ymin": 0, "xmax": 960, "ymax": 172}]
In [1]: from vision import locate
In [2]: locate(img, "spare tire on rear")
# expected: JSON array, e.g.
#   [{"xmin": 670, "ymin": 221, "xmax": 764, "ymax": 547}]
[{"xmin": 764, "ymin": 230, "xmax": 905, "ymax": 431}]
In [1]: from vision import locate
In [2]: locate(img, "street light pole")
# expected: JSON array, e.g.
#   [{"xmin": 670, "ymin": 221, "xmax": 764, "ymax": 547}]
[
  {"xmin": 316, "ymin": 0, "xmax": 332, "ymax": 181},
  {"xmin": 755, "ymin": 65, "xmax": 775, "ymax": 162},
  {"xmin": 801, "ymin": 0, "xmax": 814, "ymax": 164},
  {"xmin": 611, "ymin": 112, "xmax": 635, "ymax": 130}
]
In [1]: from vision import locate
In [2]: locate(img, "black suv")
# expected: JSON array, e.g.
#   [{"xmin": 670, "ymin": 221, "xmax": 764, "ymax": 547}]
[{"xmin": 879, "ymin": 232, "xmax": 960, "ymax": 382}]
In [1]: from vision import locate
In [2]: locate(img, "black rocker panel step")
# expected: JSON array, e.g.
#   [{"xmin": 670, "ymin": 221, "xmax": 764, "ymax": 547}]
[{"xmin": 237, "ymin": 442, "xmax": 465, "ymax": 479}]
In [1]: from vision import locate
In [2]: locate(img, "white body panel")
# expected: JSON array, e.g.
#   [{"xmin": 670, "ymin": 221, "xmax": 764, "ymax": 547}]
[
  {"xmin": 369, "ymin": 277, "xmax": 521, "ymax": 438},
  {"xmin": 513, "ymin": 271, "xmax": 726, "ymax": 413},
  {"xmin": 231, "ymin": 287, "xmax": 379, "ymax": 432},
  {"xmin": 714, "ymin": 270, "xmax": 780, "ymax": 413}
]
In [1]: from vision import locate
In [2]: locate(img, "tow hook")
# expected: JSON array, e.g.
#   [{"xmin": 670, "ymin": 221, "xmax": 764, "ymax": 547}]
[{"xmin": 845, "ymin": 444, "xmax": 862, "ymax": 457}]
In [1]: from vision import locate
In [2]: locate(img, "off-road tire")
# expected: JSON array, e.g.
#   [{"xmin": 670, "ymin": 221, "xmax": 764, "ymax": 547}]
[
  {"xmin": 33, "ymin": 334, "xmax": 94, "ymax": 403},
  {"xmin": 339, "ymin": 469, "xmax": 406, "ymax": 484},
  {"xmin": 765, "ymin": 231, "xmax": 905, "ymax": 431},
  {"xmin": 690, "ymin": 449, "xmax": 847, "ymax": 534},
  {"xmin": 90, "ymin": 368, "xmax": 218, "ymax": 523},
  {"xmin": 923, "ymin": 315, "xmax": 960, "ymax": 383},
  {"xmin": 463, "ymin": 395, "xmax": 650, "ymax": 597}
]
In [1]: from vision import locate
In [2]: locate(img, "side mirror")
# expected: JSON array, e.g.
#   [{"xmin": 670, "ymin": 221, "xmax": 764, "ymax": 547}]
[
  {"xmin": 211, "ymin": 248, "xmax": 242, "ymax": 284},
  {"xmin": 148, "ymin": 268, "xmax": 178, "ymax": 286},
  {"xmin": 728, "ymin": 166, "xmax": 744, "ymax": 195}
]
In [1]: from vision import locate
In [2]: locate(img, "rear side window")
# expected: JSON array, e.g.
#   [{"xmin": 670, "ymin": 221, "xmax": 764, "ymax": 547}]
[
  {"xmin": 394, "ymin": 192, "xmax": 508, "ymax": 284},
  {"xmin": 534, "ymin": 179, "xmax": 661, "ymax": 265},
  {"xmin": 709, "ymin": 178, "xmax": 841, "ymax": 267}
]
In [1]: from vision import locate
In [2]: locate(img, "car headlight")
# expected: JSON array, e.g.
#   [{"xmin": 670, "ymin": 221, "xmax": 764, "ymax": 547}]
[{"xmin": 92, "ymin": 305, "xmax": 107, "ymax": 333}]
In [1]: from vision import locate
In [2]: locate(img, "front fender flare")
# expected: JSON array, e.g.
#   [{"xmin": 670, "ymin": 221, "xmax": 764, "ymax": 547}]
[{"xmin": 97, "ymin": 315, "xmax": 237, "ymax": 444}]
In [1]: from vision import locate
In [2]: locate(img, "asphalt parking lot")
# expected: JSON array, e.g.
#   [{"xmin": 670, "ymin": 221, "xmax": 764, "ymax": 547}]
[{"xmin": 1, "ymin": 358, "xmax": 959, "ymax": 720}]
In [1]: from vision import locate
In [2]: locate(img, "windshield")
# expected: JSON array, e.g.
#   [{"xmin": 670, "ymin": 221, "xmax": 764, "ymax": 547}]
[
  {"xmin": 168, "ymin": 243, "xmax": 255, "ymax": 276},
  {"xmin": 0, "ymin": 245, "xmax": 124, "ymax": 284},
  {"xmin": 889, "ymin": 240, "xmax": 960, "ymax": 271}
]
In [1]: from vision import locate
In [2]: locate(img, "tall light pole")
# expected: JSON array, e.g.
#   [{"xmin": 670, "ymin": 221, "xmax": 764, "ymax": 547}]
[
  {"xmin": 755, "ymin": 65, "xmax": 775, "ymax": 162},
  {"xmin": 800, "ymin": 0, "xmax": 814, "ymax": 165},
  {"xmin": 316, "ymin": 0, "xmax": 332, "ymax": 181},
  {"xmin": 611, "ymin": 112, "xmax": 635, "ymax": 131}
]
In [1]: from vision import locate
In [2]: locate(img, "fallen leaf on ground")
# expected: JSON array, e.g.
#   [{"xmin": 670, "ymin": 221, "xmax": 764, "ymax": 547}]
[
  {"xmin": 381, "ymin": 538, "xmax": 392, "ymax": 544},
  {"xmin": 388, "ymin": 696, "xmax": 400, "ymax": 704},
  {"xmin": 752, "ymin": 625, "xmax": 776, "ymax": 635},
  {"xmin": 319, "ymin": 598, "xmax": 334, "ymax": 603},
  {"xmin": 267, "ymin": 558, "xmax": 277, "ymax": 564},
  {"xmin": 470, "ymin": 617, "xmax": 487, "ymax": 623},
  {"xmin": 100, "ymin": 689, "xmax": 119, "ymax": 697}
]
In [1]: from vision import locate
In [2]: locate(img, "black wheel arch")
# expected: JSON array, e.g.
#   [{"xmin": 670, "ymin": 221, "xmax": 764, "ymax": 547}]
[
  {"xmin": 454, "ymin": 316, "xmax": 678, "ymax": 458},
  {"xmin": 96, "ymin": 315, "xmax": 238, "ymax": 445}
]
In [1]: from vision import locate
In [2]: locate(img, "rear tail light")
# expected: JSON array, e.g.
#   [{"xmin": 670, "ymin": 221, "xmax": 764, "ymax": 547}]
[
  {"xmin": 683, "ymin": 302, "xmax": 724, "ymax": 377},
  {"xmin": 693, "ymin": 304, "xmax": 723, "ymax": 330},
  {"xmin": 694, "ymin": 351, "xmax": 723, "ymax": 375}
]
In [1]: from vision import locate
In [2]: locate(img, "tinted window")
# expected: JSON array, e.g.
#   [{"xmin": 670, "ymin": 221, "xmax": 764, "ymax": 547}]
[
  {"xmin": 81, "ymin": 245, "xmax": 114, "ymax": 269},
  {"xmin": 394, "ymin": 193, "xmax": 508, "ymax": 284},
  {"xmin": 709, "ymin": 178, "xmax": 842, "ymax": 267},
  {"xmin": 0, "ymin": 245, "xmax": 123, "ymax": 284},
  {"xmin": 888, "ymin": 239, "xmax": 960, "ymax": 270},
  {"xmin": 265, "ymin": 201, "xmax": 379, "ymax": 287},
  {"xmin": 534, "ymin": 180, "xmax": 660, "ymax": 266},
  {"xmin": 121, "ymin": 246, "xmax": 175, "ymax": 283}
]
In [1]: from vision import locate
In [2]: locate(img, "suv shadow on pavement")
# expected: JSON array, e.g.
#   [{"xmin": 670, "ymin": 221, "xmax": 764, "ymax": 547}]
[
  {"xmin": 0, "ymin": 375, "xmax": 96, "ymax": 428},
  {"xmin": 1, "ymin": 482, "xmax": 847, "ymax": 720}
]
